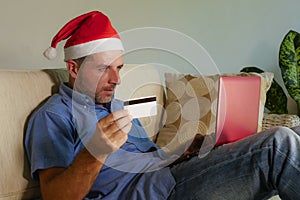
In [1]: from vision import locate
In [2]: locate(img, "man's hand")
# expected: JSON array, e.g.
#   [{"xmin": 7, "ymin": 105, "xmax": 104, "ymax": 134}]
[
  {"xmin": 86, "ymin": 110, "xmax": 133, "ymax": 161},
  {"xmin": 183, "ymin": 134, "xmax": 204, "ymax": 156},
  {"xmin": 170, "ymin": 134, "xmax": 204, "ymax": 166}
]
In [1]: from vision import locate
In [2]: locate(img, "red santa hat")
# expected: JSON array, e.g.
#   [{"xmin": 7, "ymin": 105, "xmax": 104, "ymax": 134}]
[{"xmin": 43, "ymin": 11, "xmax": 124, "ymax": 60}]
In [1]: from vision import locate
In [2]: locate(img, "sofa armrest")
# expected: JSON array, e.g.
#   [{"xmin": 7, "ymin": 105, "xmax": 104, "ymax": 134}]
[{"xmin": 262, "ymin": 113, "xmax": 300, "ymax": 131}]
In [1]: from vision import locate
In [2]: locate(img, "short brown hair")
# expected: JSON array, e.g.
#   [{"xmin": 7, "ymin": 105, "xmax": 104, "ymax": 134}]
[{"xmin": 73, "ymin": 56, "xmax": 86, "ymax": 67}]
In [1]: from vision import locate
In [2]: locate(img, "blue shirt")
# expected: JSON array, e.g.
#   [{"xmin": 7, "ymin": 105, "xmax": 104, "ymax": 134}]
[{"xmin": 25, "ymin": 83, "xmax": 175, "ymax": 200}]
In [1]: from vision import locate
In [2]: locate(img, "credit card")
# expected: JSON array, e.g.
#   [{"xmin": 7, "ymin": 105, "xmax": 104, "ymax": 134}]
[{"xmin": 124, "ymin": 96, "xmax": 157, "ymax": 118}]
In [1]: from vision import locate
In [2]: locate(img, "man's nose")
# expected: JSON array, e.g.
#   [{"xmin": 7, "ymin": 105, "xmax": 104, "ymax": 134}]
[{"xmin": 109, "ymin": 68, "xmax": 121, "ymax": 85}]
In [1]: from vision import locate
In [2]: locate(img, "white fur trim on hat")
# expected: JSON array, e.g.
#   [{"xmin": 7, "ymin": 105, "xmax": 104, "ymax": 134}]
[
  {"xmin": 64, "ymin": 38, "xmax": 124, "ymax": 60},
  {"xmin": 43, "ymin": 47, "xmax": 58, "ymax": 60}
]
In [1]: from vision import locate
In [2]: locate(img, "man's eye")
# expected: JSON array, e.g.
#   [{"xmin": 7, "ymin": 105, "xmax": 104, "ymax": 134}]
[{"xmin": 98, "ymin": 66, "xmax": 109, "ymax": 72}]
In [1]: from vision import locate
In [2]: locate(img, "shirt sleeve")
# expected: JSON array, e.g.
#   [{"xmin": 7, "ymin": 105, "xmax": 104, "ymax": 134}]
[{"xmin": 25, "ymin": 109, "xmax": 76, "ymax": 180}]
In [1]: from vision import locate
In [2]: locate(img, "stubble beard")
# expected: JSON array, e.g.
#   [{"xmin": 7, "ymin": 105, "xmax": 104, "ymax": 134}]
[{"xmin": 94, "ymin": 85, "xmax": 116, "ymax": 105}]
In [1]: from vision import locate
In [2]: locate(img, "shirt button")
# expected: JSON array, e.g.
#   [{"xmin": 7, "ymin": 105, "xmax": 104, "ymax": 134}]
[{"xmin": 83, "ymin": 105, "xmax": 87, "ymax": 109}]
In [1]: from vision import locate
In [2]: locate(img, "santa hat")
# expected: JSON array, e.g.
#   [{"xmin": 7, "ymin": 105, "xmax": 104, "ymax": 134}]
[{"xmin": 43, "ymin": 11, "xmax": 124, "ymax": 60}]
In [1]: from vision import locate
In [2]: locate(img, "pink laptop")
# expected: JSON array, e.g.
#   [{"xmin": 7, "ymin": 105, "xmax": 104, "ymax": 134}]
[{"xmin": 215, "ymin": 76, "xmax": 261, "ymax": 146}]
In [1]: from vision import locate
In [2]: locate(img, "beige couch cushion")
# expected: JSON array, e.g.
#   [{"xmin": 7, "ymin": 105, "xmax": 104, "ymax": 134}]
[{"xmin": 0, "ymin": 69, "xmax": 68, "ymax": 199}]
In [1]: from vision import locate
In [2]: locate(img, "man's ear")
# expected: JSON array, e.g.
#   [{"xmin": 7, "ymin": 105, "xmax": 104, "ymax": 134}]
[{"xmin": 66, "ymin": 60, "xmax": 79, "ymax": 79}]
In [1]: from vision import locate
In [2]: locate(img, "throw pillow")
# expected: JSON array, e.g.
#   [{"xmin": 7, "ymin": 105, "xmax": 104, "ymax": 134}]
[{"xmin": 157, "ymin": 73, "xmax": 220, "ymax": 155}]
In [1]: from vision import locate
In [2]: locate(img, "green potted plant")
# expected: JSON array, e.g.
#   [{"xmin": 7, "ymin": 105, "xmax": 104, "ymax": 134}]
[{"xmin": 279, "ymin": 30, "xmax": 300, "ymax": 116}]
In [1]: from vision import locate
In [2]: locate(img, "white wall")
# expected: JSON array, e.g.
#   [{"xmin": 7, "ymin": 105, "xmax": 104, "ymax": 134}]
[
  {"xmin": 1, "ymin": 0, "xmax": 299, "ymax": 71},
  {"xmin": 0, "ymin": 0, "xmax": 299, "ymax": 111}
]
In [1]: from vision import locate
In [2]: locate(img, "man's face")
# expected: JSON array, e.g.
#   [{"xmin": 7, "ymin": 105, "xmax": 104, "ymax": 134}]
[{"xmin": 74, "ymin": 50, "xmax": 123, "ymax": 105}]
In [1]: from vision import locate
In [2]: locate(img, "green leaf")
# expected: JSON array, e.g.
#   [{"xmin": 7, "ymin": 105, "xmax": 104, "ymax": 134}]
[{"xmin": 279, "ymin": 30, "xmax": 300, "ymax": 115}]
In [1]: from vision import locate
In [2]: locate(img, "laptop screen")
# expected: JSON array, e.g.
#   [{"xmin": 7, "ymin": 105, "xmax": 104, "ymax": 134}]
[{"xmin": 215, "ymin": 76, "xmax": 261, "ymax": 146}]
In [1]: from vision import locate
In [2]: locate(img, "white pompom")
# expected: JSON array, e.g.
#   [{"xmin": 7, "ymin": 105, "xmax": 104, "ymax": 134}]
[{"xmin": 43, "ymin": 47, "xmax": 57, "ymax": 60}]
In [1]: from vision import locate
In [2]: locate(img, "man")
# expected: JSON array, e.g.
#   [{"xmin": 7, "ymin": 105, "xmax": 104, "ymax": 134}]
[{"xmin": 25, "ymin": 11, "xmax": 300, "ymax": 200}]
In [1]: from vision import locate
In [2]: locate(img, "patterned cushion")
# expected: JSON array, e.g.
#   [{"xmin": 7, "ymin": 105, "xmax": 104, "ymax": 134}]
[{"xmin": 156, "ymin": 73, "xmax": 220, "ymax": 154}]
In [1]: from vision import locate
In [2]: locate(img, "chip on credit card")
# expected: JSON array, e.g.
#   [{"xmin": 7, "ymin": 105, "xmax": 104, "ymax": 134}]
[{"xmin": 123, "ymin": 96, "xmax": 157, "ymax": 118}]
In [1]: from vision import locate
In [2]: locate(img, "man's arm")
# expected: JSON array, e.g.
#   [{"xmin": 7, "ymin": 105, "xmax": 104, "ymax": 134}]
[
  {"xmin": 38, "ymin": 110, "xmax": 132, "ymax": 200},
  {"xmin": 38, "ymin": 149, "xmax": 105, "ymax": 200}
]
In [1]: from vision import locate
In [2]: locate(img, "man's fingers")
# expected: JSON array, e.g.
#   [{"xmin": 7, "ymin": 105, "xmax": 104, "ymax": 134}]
[
  {"xmin": 119, "ymin": 122, "xmax": 132, "ymax": 135},
  {"xmin": 105, "ymin": 115, "xmax": 132, "ymax": 135},
  {"xmin": 90, "ymin": 110, "xmax": 133, "ymax": 158},
  {"xmin": 97, "ymin": 110, "xmax": 133, "ymax": 137},
  {"xmin": 114, "ymin": 114, "xmax": 132, "ymax": 131},
  {"xmin": 103, "ymin": 110, "xmax": 131, "ymax": 126}
]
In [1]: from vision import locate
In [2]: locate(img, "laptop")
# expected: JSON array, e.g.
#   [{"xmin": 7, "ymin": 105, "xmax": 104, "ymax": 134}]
[
  {"xmin": 215, "ymin": 75, "xmax": 261, "ymax": 146},
  {"xmin": 170, "ymin": 75, "xmax": 262, "ymax": 165}
]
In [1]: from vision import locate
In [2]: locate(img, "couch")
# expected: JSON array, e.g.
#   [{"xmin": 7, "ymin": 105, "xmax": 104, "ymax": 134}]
[{"xmin": 1, "ymin": 64, "xmax": 298, "ymax": 199}]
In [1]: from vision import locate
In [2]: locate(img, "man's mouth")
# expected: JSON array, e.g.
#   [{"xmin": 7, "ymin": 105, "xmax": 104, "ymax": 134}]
[{"xmin": 103, "ymin": 86, "xmax": 115, "ymax": 94}]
